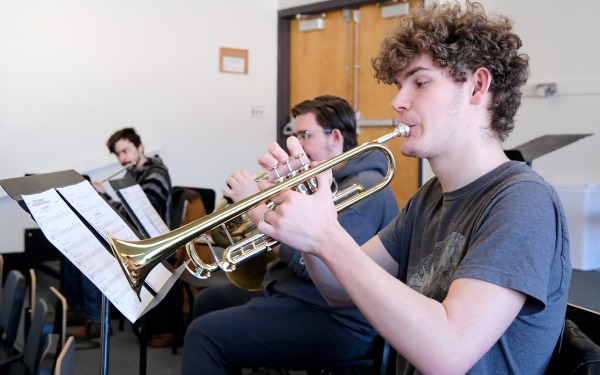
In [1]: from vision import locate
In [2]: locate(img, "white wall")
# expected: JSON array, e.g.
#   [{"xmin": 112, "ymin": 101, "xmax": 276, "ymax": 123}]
[
  {"xmin": 485, "ymin": 0, "xmax": 600, "ymax": 184},
  {"xmin": 419, "ymin": 1, "xmax": 600, "ymax": 185},
  {"xmin": 0, "ymin": 0, "xmax": 278, "ymax": 252},
  {"xmin": 2, "ymin": 0, "xmax": 599, "ymax": 253}
]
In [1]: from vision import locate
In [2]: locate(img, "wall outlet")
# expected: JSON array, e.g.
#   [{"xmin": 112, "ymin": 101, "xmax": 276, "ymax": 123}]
[{"xmin": 251, "ymin": 105, "xmax": 265, "ymax": 119}]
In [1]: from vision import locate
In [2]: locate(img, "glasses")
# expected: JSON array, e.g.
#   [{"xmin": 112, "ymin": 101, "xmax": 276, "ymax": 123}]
[{"xmin": 292, "ymin": 129, "xmax": 333, "ymax": 141}]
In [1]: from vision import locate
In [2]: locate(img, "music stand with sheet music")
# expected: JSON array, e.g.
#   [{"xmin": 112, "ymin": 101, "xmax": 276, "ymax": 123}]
[
  {"xmin": 504, "ymin": 133, "xmax": 593, "ymax": 166},
  {"xmin": 108, "ymin": 175, "xmax": 173, "ymax": 375},
  {"xmin": 1, "ymin": 171, "xmax": 116, "ymax": 375},
  {"xmin": 0, "ymin": 170, "xmax": 181, "ymax": 375}
]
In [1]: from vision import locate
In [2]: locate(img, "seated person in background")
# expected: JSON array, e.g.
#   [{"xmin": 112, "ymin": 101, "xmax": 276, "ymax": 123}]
[
  {"xmin": 92, "ymin": 127, "xmax": 173, "ymax": 228},
  {"xmin": 181, "ymin": 95, "xmax": 399, "ymax": 375},
  {"xmin": 255, "ymin": 2, "xmax": 572, "ymax": 374},
  {"xmin": 65, "ymin": 127, "xmax": 174, "ymax": 341}
]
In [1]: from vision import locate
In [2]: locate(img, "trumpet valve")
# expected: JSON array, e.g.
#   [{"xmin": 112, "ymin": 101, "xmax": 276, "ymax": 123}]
[
  {"xmin": 271, "ymin": 165, "xmax": 285, "ymax": 184},
  {"xmin": 282, "ymin": 159, "xmax": 293, "ymax": 173},
  {"xmin": 296, "ymin": 153, "xmax": 308, "ymax": 167}
]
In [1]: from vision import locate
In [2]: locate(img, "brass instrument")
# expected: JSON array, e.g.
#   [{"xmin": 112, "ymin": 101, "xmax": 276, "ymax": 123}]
[
  {"xmin": 209, "ymin": 172, "xmax": 277, "ymax": 291},
  {"xmin": 209, "ymin": 171, "xmax": 269, "ymax": 249},
  {"xmin": 211, "ymin": 175, "xmax": 363, "ymax": 291},
  {"xmin": 108, "ymin": 124, "xmax": 410, "ymax": 298}
]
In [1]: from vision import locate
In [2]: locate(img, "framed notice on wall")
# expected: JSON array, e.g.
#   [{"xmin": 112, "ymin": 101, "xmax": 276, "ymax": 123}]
[{"xmin": 219, "ymin": 47, "xmax": 248, "ymax": 74}]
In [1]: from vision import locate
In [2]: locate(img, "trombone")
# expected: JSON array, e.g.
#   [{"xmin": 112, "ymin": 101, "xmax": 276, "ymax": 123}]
[{"xmin": 108, "ymin": 124, "xmax": 410, "ymax": 298}]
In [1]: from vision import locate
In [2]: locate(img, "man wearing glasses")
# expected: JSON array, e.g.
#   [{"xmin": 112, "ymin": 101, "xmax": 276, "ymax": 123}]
[{"xmin": 181, "ymin": 95, "xmax": 399, "ymax": 374}]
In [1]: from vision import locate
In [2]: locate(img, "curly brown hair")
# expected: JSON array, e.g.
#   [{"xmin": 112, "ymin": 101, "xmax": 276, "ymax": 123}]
[{"xmin": 372, "ymin": 1, "xmax": 529, "ymax": 141}]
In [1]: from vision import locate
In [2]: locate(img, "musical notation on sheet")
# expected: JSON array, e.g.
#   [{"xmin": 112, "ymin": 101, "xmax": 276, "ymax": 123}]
[
  {"xmin": 57, "ymin": 181, "xmax": 139, "ymax": 242},
  {"xmin": 118, "ymin": 184, "xmax": 170, "ymax": 237},
  {"xmin": 21, "ymin": 185, "xmax": 181, "ymax": 322},
  {"xmin": 58, "ymin": 181, "xmax": 172, "ymax": 293}
]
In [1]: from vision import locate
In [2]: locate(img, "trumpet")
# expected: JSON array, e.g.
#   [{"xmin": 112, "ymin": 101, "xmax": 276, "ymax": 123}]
[
  {"xmin": 108, "ymin": 124, "xmax": 410, "ymax": 298},
  {"xmin": 208, "ymin": 179, "xmax": 366, "ymax": 291}
]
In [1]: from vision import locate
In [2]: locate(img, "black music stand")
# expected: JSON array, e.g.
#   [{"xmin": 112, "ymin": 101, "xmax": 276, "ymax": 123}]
[
  {"xmin": 108, "ymin": 175, "xmax": 150, "ymax": 375},
  {"xmin": 504, "ymin": 133, "xmax": 593, "ymax": 166},
  {"xmin": 0, "ymin": 170, "xmax": 118, "ymax": 375}
]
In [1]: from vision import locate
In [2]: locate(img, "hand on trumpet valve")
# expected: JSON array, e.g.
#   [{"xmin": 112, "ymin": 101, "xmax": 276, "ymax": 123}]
[
  {"xmin": 222, "ymin": 170, "xmax": 269, "ymax": 222},
  {"xmin": 259, "ymin": 137, "xmax": 312, "ymax": 184},
  {"xmin": 223, "ymin": 170, "xmax": 260, "ymax": 203},
  {"xmin": 256, "ymin": 138, "xmax": 337, "ymax": 255},
  {"xmin": 257, "ymin": 171, "xmax": 337, "ymax": 255}
]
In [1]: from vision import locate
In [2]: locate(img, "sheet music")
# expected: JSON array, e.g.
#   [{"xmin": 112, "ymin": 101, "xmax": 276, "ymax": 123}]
[
  {"xmin": 119, "ymin": 184, "xmax": 170, "ymax": 237},
  {"xmin": 57, "ymin": 181, "xmax": 139, "ymax": 243},
  {"xmin": 22, "ymin": 188, "xmax": 151, "ymax": 322},
  {"xmin": 22, "ymin": 184, "xmax": 175, "ymax": 323},
  {"xmin": 57, "ymin": 181, "xmax": 171, "ymax": 293}
]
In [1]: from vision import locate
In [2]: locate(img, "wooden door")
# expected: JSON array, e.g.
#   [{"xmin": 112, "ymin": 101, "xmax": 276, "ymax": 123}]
[
  {"xmin": 289, "ymin": 2, "xmax": 421, "ymax": 208},
  {"xmin": 290, "ymin": 10, "xmax": 354, "ymax": 107}
]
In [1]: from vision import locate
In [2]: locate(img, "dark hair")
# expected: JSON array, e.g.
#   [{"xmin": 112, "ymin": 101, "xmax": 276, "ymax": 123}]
[
  {"xmin": 371, "ymin": 1, "xmax": 529, "ymax": 141},
  {"xmin": 291, "ymin": 95, "xmax": 358, "ymax": 152},
  {"xmin": 106, "ymin": 127, "xmax": 142, "ymax": 154}
]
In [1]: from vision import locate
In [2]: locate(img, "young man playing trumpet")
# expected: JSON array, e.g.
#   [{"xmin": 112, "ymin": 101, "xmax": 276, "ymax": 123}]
[
  {"xmin": 181, "ymin": 95, "xmax": 399, "ymax": 374},
  {"xmin": 255, "ymin": 2, "xmax": 571, "ymax": 374}
]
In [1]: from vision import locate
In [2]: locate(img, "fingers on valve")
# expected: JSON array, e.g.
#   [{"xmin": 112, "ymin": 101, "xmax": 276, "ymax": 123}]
[
  {"xmin": 267, "ymin": 142, "xmax": 290, "ymax": 163},
  {"xmin": 286, "ymin": 136, "xmax": 304, "ymax": 156}
]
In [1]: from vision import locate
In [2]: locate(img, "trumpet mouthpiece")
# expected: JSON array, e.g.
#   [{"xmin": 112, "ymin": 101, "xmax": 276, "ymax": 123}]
[
  {"xmin": 395, "ymin": 124, "xmax": 410, "ymax": 137},
  {"xmin": 375, "ymin": 124, "xmax": 410, "ymax": 144}
]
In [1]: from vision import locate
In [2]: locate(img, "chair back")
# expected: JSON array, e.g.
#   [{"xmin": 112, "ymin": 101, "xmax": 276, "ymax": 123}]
[
  {"xmin": 53, "ymin": 336, "xmax": 75, "ymax": 375},
  {"xmin": 25, "ymin": 268, "xmax": 38, "ymax": 339},
  {"xmin": 281, "ymin": 335, "xmax": 392, "ymax": 375},
  {"xmin": 0, "ymin": 254, "xmax": 4, "ymax": 294},
  {"xmin": 35, "ymin": 287, "xmax": 68, "ymax": 375},
  {"xmin": 171, "ymin": 186, "xmax": 214, "ymax": 228},
  {"xmin": 29, "ymin": 268, "xmax": 37, "ymax": 318},
  {"xmin": 548, "ymin": 303, "xmax": 600, "ymax": 374},
  {"xmin": 22, "ymin": 297, "xmax": 54, "ymax": 375},
  {"xmin": 0, "ymin": 270, "xmax": 26, "ymax": 356},
  {"xmin": 171, "ymin": 187, "xmax": 211, "ymax": 267},
  {"xmin": 37, "ymin": 333, "xmax": 59, "ymax": 375},
  {"xmin": 49, "ymin": 286, "xmax": 67, "ymax": 350}
]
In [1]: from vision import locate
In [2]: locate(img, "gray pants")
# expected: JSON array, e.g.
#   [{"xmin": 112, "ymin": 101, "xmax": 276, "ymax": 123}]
[{"xmin": 181, "ymin": 284, "xmax": 373, "ymax": 375}]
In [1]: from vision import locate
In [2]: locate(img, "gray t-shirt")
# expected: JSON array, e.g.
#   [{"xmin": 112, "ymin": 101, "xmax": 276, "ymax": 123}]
[{"xmin": 379, "ymin": 161, "xmax": 571, "ymax": 374}]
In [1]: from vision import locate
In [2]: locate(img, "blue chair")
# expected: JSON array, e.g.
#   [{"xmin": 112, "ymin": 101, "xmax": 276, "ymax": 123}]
[
  {"xmin": 0, "ymin": 254, "xmax": 4, "ymax": 293},
  {"xmin": 0, "ymin": 270, "xmax": 27, "ymax": 358},
  {"xmin": 53, "ymin": 336, "xmax": 75, "ymax": 375},
  {"xmin": 36, "ymin": 286, "xmax": 68, "ymax": 375},
  {"xmin": 0, "ymin": 297, "xmax": 54, "ymax": 375}
]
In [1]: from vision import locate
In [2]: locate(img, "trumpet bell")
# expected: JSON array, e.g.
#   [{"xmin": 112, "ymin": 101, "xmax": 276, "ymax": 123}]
[{"xmin": 108, "ymin": 235, "xmax": 156, "ymax": 298}]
